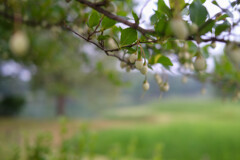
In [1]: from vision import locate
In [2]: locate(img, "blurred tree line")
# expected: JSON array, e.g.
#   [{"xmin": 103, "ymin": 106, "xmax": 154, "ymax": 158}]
[
  {"xmin": 0, "ymin": 0, "xmax": 125, "ymax": 116},
  {"xmin": 1, "ymin": 0, "xmax": 240, "ymax": 117}
]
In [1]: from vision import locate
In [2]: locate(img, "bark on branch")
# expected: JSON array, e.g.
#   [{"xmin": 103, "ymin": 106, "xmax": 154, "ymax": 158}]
[{"xmin": 75, "ymin": 0, "xmax": 155, "ymax": 35}]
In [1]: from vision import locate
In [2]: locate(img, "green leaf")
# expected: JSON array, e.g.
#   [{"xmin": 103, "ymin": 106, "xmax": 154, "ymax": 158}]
[
  {"xmin": 200, "ymin": 0, "xmax": 206, "ymax": 3},
  {"xmin": 97, "ymin": 35, "xmax": 110, "ymax": 41},
  {"xmin": 189, "ymin": 0, "xmax": 208, "ymax": 26},
  {"xmin": 96, "ymin": 61, "xmax": 103, "ymax": 72},
  {"xmin": 231, "ymin": 0, "xmax": 240, "ymax": 7},
  {"xmin": 126, "ymin": 47, "xmax": 137, "ymax": 54},
  {"xmin": 132, "ymin": 11, "xmax": 139, "ymax": 24},
  {"xmin": 199, "ymin": 19, "xmax": 215, "ymax": 34},
  {"xmin": 215, "ymin": 21, "xmax": 231, "ymax": 36},
  {"xmin": 143, "ymin": 47, "xmax": 150, "ymax": 59},
  {"xmin": 155, "ymin": 19, "xmax": 166, "ymax": 35},
  {"xmin": 150, "ymin": 11, "xmax": 161, "ymax": 25},
  {"xmin": 148, "ymin": 64, "xmax": 153, "ymax": 70},
  {"xmin": 120, "ymin": 28, "xmax": 137, "ymax": 46},
  {"xmin": 201, "ymin": 44, "xmax": 210, "ymax": 58},
  {"xmin": 102, "ymin": 17, "xmax": 116, "ymax": 29},
  {"xmin": 217, "ymin": 14, "xmax": 229, "ymax": 21},
  {"xmin": 162, "ymin": 39, "xmax": 178, "ymax": 50},
  {"xmin": 164, "ymin": 22, "xmax": 173, "ymax": 36},
  {"xmin": 169, "ymin": 0, "xmax": 185, "ymax": 10},
  {"xmin": 158, "ymin": 55, "xmax": 173, "ymax": 66},
  {"xmin": 187, "ymin": 41, "xmax": 198, "ymax": 54},
  {"xmin": 88, "ymin": 10, "xmax": 100, "ymax": 28},
  {"xmin": 158, "ymin": 0, "xmax": 172, "ymax": 18},
  {"xmin": 212, "ymin": 0, "xmax": 220, "ymax": 7}
]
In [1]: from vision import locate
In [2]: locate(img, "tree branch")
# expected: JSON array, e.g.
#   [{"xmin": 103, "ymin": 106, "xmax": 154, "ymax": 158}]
[
  {"xmin": 88, "ymin": 15, "xmax": 104, "ymax": 40},
  {"xmin": 75, "ymin": 0, "xmax": 155, "ymax": 35},
  {"xmin": 64, "ymin": 25, "xmax": 128, "ymax": 62},
  {"xmin": 139, "ymin": 0, "xmax": 151, "ymax": 20},
  {"xmin": 0, "ymin": 11, "xmax": 64, "ymax": 28}
]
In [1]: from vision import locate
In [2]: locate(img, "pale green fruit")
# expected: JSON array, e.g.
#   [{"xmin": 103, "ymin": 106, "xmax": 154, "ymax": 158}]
[
  {"xmin": 9, "ymin": 31, "xmax": 29, "ymax": 56},
  {"xmin": 120, "ymin": 61, "xmax": 127, "ymax": 69},
  {"xmin": 181, "ymin": 76, "xmax": 188, "ymax": 84},
  {"xmin": 23, "ymin": 15, "xmax": 29, "ymax": 21},
  {"xmin": 105, "ymin": 2, "xmax": 117, "ymax": 13},
  {"xmin": 211, "ymin": 42, "xmax": 216, "ymax": 48},
  {"xmin": 142, "ymin": 81, "xmax": 150, "ymax": 91},
  {"xmin": 201, "ymin": 88, "xmax": 206, "ymax": 95},
  {"xmin": 178, "ymin": 52, "xmax": 184, "ymax": 59},
  {"xmin": 140, "ymin": 64, "xmax": 148, "ymax": 75},
  {"xmin": 41, "ymin": 21, "xmax": 47, "ymax": 27},
  {"xmin": 184, "ymin": 62, "xmax": 190, "ymax": 69},
  {"xmin": 236, "ymin": 91, "xmax": 240, "ymax": 99},
  {"xmin": 194, "ymin": 56, "xmax": 206, "ymax": 71},
  {"xmin": 78, "ymin": 27, "xmax": 84, "ymax": 34},
  {"xmin": 170, "ymin": 18, "xmax": 189, "ymax": 40},
  {"xmin": 51, "ymin": 26, "xmax": 62, "ymax": 34},
  {"xmin": 190, "ymin": 23, "xmax": 198, "ymax": 34},
  {"xmin": 126, "ymin": 66, "xmax": 131, "ymax": 72},
  {"xmin": 226, "ymin": 44, "xmax": 240, "ymax": 65},
  {"xmin": 183, "ymin": 52, "xmax": 191, "ymax": 60},
  {"xmin": 108, "ymin": 38, "xmax": 118, "ymax": 49},
  {"xmin": 229, "ymin": 48, "xmax": 240, "ymax": 64},
  {"xmin": 123, "ymin": 54, "xmax": 130, "ymax": 62},
  {"xmin": 129, "ymin": 54, "xmax": 138, "ymax": 63},
  {"xmin": 161, "ymin": 82, "xmax": 170, "ymax": 92},
  {"xmin": 135, "ymin": 59, "xmax": 143, "ymax": 70},
  {"xmin": 154, "ymin": 74, "xmax": 162, "ymax": 85},
  {"xmin": 189, "ymin": 63, "xmax": 195, "ymax": 70}
]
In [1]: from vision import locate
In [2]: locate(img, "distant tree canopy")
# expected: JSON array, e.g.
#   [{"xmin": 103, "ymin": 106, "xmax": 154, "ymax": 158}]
[{"xmin": 1, "ymin": 0, "xmax": 240, "ymax": 102}]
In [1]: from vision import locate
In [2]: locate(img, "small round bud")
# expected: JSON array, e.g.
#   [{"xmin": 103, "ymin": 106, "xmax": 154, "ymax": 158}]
[
  {"xmin": 108, "ymin": 38, "xmax": 118, "ymax": 49},
  {"xmin": 161, "ymin": 82, "xmax": 170, "ymax": 92},
  {"xmin": 154, "ymin": 74, "xmax": 163, "ymax": 85},
  {"xmin": 126, "ymin": 66, "xmax": 131, "ymax": 72},
  {"xmin": 170, "ymin": 18, "xmax": 189, "ymax": 40},
  {"xmin": 181, "ymin": 76, "xmax": 188, "ymax": 84},
  {"xmin": 194, "ymin": 56, "xmax": 206, "ymax": 71},
  {"xmin": 124, "ymin": 54, "xmax": 131, "ymax": 62},
  {"xmin": 51, "ymin": 26, "xmax": 61, "ymax": 34},
  {"xmin": 211, "ymin": 42, "xmax": 216, "ymax": 49},
  {"xmin": 129, "ymin": 53, "xmax": 138, "ymax": 63},
  {"xmin": 140, "ymin": 64, "xmax": 148, "ymax": 75},
  {"xmin": 201, "ymin": 88, "xmax": 206, "ymax": 95},
  {"xmin": 41, "ymin": 21, "xmax": 48, "ymax": 27},
  {"xmin": 9, "ymin": 31, "xmax": 29, "ymax": 56},
  {"xmin": 105, "ymin": 2, "xmax": 117, "ymax": 13},
  {"xmin": 225, "ymin": 43, "xmax": 240, "ymax": 65},
  {"xmin": 190, "ymin": 23, "xmax": 198, "ymax": 34},
  {"xmin": 135, "ymin": 59, "xmax": 144, "ymax": 70},
  {"xmin": 178, "ymin": 52, "xmax": 184, "ymax": 59},
  {"xmin": 120, "ymin": 61, "xmax": 127, "ymax": 69},
  {"xmin": 184, "ymin": 62, "xmax": 190, "ymax": 69},
  {"xmin": 183, "ymin": 52, "xmax": 191, "ymax": 60},
  {"xmin": 236, "ymin": 91, "xmax": 240, "ymax": 99},
  {"xmin": 142, "ymin": 81, "xmax": 150, "ymax": 91},
  {"xmin": 23, "ymin": 15, "xmax": 29, "ymax": 21},
  {"xmin": 189, "ymin": 63, "xmax": 195, "ymax": 70}
]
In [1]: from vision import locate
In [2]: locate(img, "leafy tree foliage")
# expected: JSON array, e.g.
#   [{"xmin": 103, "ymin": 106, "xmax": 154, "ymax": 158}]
[{"xmin": 0, "ymin": 0, "xmax": 240, "ymax": 101}]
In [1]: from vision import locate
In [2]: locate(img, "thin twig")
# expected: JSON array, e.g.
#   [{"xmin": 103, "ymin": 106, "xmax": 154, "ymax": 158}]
[
  {"xmin": 139, "ymin": 0, "xmax": 151, "ymax": 20},
  {"xmin": 88, "ymin": 15, "xmax": 104, "ymax": 39}
]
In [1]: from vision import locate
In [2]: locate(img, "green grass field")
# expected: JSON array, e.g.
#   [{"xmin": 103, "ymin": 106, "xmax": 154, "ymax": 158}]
[
  {"xmin": 1, "ymin": 98, "xmax": 240, "ymax": 160},
  {"xmin": 93, "ymin": 98, "xmax": 240, "ymax": 160}
]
